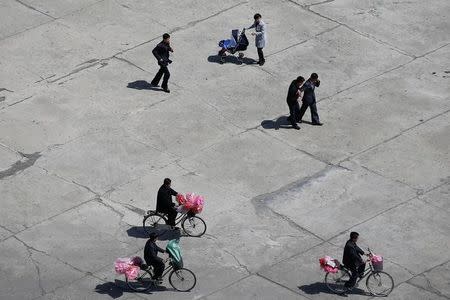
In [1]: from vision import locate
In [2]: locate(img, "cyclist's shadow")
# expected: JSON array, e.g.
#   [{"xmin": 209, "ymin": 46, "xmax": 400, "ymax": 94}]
[
  {"xmin": 298, "ymin": 282, "xmax": 368, "ymax": 297},
  {"xmin": 95, "ymin": 279, "xmax": 177, "ymax": 298},
  {"xmin": 126, "ymin": 225, "xmax": 183, "ymax": 241}
]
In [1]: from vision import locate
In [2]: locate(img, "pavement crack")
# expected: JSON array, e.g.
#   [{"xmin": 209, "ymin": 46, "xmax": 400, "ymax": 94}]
[
  {"xmin": 113, "ymin": 56, "xmax": 147, "ymax": 72},
  {"xmin": 2, "ymin": 95, "xmax": 33, "ymax": 109},
  {"xmin": 0, "ymin": 151, "xmax": 41, "ymax": 180},
  {"xmin": 71, "ymin": 180, "xmax": 101, "ymax": 196},
  {"xmin": 223, "ymin": 249, "xmax": 251, "ymax": 274},
  {"xmin": 14, "ymin": 0, "xmax": 56, "ymax": 19}
]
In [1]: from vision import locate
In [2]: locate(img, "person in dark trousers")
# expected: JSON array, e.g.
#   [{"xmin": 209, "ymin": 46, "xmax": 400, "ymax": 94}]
[
  {"xmin": 247, "ymin": 13, "xmax": 267, "ymax": 66},
  {"xmin": 286, "ymin": 76, "xmax": 305, "ymax": 130},
  {"xmin": 144, "ymin": 233, "xmax": 166, "ymax": 281},
  {"xmin": 343, "ymin": 232, "xmax": 366, "ymax": 289},
  {"xmin": 299, "ymin": 73, "xmax": 323, "ymax": 126},
  {"xmin": 151, "ymin": 33, "xmax": 173, "ymax": 93},
  {"xmin": 156, "ymin": 178, "xmax": 178, "ymax": 228}
]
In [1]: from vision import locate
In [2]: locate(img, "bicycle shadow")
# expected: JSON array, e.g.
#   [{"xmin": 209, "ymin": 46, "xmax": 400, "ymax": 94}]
[
  {"xmin": 95, "ymin": 279, "xmax": 178, "ymax": 298},
  {"xmin": 127, "ymin": 226, "xmax": 182, "ymax": 241},
  {"xmin": 298, "ymin": 282, "xmax": 368, "ymax": 297}
]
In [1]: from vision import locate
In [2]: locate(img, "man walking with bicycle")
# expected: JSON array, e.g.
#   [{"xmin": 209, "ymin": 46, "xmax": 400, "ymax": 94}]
[
  {"xmin": 343, "ymin": 232, "xmax": 366, "ymax": 288},
  {"xmin": 156, "ymin": 178, "xmax": 179, "ymax": 228}
]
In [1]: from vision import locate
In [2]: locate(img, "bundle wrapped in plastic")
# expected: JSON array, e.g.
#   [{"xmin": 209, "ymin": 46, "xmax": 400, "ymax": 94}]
[
  {"xmin": 319, "ymin": 256, "xmax": 339, "ymax": 273},
  {"xmin": 371, "ymin": 254, "xmax": 383, "ymax": 271},
  {"xmin": 166, "ymin": 239, "xmax": 183, "ymax": 270},
  {"xmin": 176, "ymin": 193, "xmax": 204, "ymax": 214},
  {"xmin": 115, "ymin": 256, "xmax": 143, "ymax": 280}
]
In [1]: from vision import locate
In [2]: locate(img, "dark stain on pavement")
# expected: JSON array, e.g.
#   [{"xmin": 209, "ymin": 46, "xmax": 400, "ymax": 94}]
[{"xmin": 0, "ymin": 152, "xmax": 42, "ymax": 180}]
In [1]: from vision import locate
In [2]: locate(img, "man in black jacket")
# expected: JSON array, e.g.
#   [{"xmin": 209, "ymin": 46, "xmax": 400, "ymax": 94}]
[
  {"xmin": 156, "ymin": 178, "xmax": 178, "ymax": 227},
  {"xmin": 150, "ymin": 33, "xmax": 173, "ymax": 93},
  {"xmin": 286, "ymin": 76, "xmax": 305, "ymax": 130},
  {"xmin": 343, "ymin": 232, "xmax": 366, "ymax": 288},
  {"xmin": 299, "ymin": 73, "xmax": 323, "ymax": 126},
  {"xmin": 144, "ymin": 233, "xmax": 166, "ymax": 281}
]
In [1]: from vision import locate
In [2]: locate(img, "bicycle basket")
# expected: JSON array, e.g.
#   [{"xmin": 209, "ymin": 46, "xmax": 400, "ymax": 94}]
[{"xmin": 372, "ymin": 260, "xmax": 383, "ymax": 271}]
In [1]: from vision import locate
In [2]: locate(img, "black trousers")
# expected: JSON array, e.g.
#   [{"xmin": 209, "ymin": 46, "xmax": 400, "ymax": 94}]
[
  {"xmin": 165, "ymin": 207, "xmax": 177, "ymax": 226},
  {"xmin": 147, "ymin": 257, "xmax": 165, "ymax": 279},
  {"xmin": 257, "ymin": 47, "xmax": 265, "ymax": 63},
  {"xmin": 287, "ymin": 101, "xmax": 300, "ymax": 125},
  {"xmin": 299, "ymin": 101, "xmax": 320, "ymax": 124},
  {"xmin": 151, "ymin": 65, "xmax": 170, "ymax": 89},
  {"xmin": 346, "ymin": 263, "xmax": 366, "ymax": 288}
]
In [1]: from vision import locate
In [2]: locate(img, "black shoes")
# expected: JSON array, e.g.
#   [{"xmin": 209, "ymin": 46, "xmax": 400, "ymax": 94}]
[
  {"xmin": 163, "ymin": 88, "xmax": 170, "ymax": 93},
  {"xmin": 258, "ymin": 60, "xmax": 265, "ymax": 66},
  {"xmin": 293, "ymin": 124, "xmax": 300, "ymax": 130}
]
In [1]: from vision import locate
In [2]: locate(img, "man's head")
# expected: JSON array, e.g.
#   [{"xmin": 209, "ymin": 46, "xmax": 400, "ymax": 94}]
[
  {"xmin": 149, "ymin": 233, "xmax": 158, "ymax": 241},
  {"xmin": 296, "ymin": 76, "xmax": 305, "ymax": 86},
  {"xmin": 254, "ymin": 13, "xmax": 262, "ymax": 23},
  {"xmin": 162, "ymin": 33, "xmax": 170, "ymax": 43},
  {"xmin": 163, "ymin": 178, "xmax": 171, "ymax": 187},
  {"xmin": 310, "ymin": 72, "xmax": 319, "ymax": 82},
  {"xmin": 350, "ymin": 231, "xmax": 359, "ymax": 242}
]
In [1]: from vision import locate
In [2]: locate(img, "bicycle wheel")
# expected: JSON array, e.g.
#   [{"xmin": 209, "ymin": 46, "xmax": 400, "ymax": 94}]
[
  {"xmin": 143, "ymin": 212, "xmax": 167, "ymax": 234},
  {"xmin": 182, "ymin": 216, "xmax": 206, "ymax": 237},
  {"xmin": 169, "ymin": 268, "xmax": 197, "ymax": 292},
  {"xmin": 366, "ymin": 271, "xmax": 394, "ymax": 296},
  {"xmin": 325, "ymin": 269, "xmax": 351, "ymax": 294},
  {"xmin": 126, "ymin": 269, "xmax": 153, "ymax": 292}
]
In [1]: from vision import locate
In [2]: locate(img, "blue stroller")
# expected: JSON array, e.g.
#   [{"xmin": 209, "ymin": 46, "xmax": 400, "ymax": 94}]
[{"xmin": 218, "ymin": 28, "xmax": 249, "ymax": 64}]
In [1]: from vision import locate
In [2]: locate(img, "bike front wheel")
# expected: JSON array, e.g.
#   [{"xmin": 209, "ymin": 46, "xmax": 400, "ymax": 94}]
[
  {"xmin": 182, "ymin": 216, "xmax": 206, "ymax": 237},
  {"xmin": 366, "ymin": 271, "xmax": 394, "ymax": 296},
  {"xmin": 126, "ymin": 269, "xmax": 153, "ymax": 292},
  {"xmin": 325, "ymin": 269, "xmax": 351, "ymax": 294},
  {"xmin": 143, "ymin": 212, "xmax": 167, "ymax": 234},
  {"xmin": 169, "ymin": 268, "xmax": 197, "ymax": 292}
]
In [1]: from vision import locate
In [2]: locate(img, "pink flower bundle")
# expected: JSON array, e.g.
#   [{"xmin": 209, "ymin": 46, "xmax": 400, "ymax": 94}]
[
  {"xmin": 371, "ymin": 255, "xmax": 383, "ymax": 263},
  {"xmin": 115, "ymin": 256, "xmax": 143, "ymax": 280},
  {"xmin": 319, "ymin": 256, "xmax": 339, "ymax": 273},
  {"xmin": 176, "ymin": 193, "xmax": 205, "ymax": 214}
]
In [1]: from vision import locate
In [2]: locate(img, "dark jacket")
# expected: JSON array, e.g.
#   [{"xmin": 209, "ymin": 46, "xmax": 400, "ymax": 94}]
[
  {"xmin": 343, "ymin": 240, "xmax": 365, "ymax": 268},
  {"xmin": 152, "ymin": 41, "xmax": 173, "ymax": 66},
  {"xmin": 300, "ymin": 80, "xmax": 316, "ymax": 104},
  {"xmin": 156, "ymin": 185, "xmax": 177, "ymax": 213},
  {"xmin": 144, "ymin": 239, "xmax": 165, "ymax": 262},
  {"xmin": 286, "ymin": 80, "xmax": 301, "ymax": 105}
]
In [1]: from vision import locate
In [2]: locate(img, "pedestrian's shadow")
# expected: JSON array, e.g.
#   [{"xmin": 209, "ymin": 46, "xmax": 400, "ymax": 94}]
[
  {"xmin": 298, "ymin": 282, "xmax": 367, "ymax": 297},
  {"xmin": 127, "ymin": 80, "xmax": 163, "ymax": 91},
  {"xmin": 207, "ymin": 54, "xmax": 257, "ymax": 65},
  {"xmin": 127, "ymin": 226, "xmax": 182, "ymax": 241},
  {"xmin": 261, "ymin": 116, "xmax": 295, "ymax": 130}
]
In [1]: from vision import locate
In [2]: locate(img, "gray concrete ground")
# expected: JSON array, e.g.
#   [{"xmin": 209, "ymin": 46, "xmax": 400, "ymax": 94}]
[{"xmin": 0, "ymin": 0, "xmax": 449, "ymax": 299}]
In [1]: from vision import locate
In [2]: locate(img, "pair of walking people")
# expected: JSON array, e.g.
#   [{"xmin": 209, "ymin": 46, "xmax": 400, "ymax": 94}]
[
  {"xmin": 286, "ymin": 73, "xmax": 323, "ymax": 130},
  {"xmin": 150, "ymin": 14, "xmax": 266, "ymax": 91}
]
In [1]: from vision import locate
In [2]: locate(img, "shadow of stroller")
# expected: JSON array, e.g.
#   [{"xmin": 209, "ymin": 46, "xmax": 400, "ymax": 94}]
[
  {"xmin": 261, "ymin": 116, "xmax": 297, "ymax": 130},
  {"xmin": 127, "ymin": 226, "xmax": 182, "ymax": 241},
  {"xmin": 298, "ymin": 282, "xmax": 368, "ymax": 297},
  {"xmin": 207, "ymin": 55, "xmax": 257, "ymax": 65},
  {"xmin": 127, "ymin": 80, "xmax": 163, "ymax": 91}
]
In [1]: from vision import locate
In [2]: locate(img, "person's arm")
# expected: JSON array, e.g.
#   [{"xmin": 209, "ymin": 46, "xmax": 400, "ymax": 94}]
[
  {"xmin": 247, "ymin": 23, "xmax": 256, "ymax": 30},
  {"xmin": 356, "ymin": 245, "xmax": 365, "ymax": 256},
  {"xmin": 152, "ymin": 45, "xmax": 162, "ymax": 61},
  {"xmin": 156, "ymin": 245, "xmax": 166, "ymax": 253},
  {"xmin": 170, "ymin": 188, "xmax": 178, "ymax": 196}
]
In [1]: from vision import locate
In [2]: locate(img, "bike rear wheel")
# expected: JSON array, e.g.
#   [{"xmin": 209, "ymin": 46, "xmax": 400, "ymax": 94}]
[
  {"xmin": 182, "ymin": 216, "xmax": 206, "ymax": 237},
  {"xmin": 325, "ymin": 269, "xmax": 351, "ymax": 294},
  {"xmin": 169, "ymin": 268, "xmax": 197, "ymax": 292},
  {"xmin": 366, "ymin": 271, "xmax": 394, "ymax": 296},
  {"xmin": 143, "ymin": 212, "xmax": 167, "ymax": 234},
  {"xmin": 126, "ymin": 269, "xmax": 153, "ymax": 292}
]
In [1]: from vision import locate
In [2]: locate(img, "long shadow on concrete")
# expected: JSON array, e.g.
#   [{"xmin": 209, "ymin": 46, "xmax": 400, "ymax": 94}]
[
  {"xmin": 127, "ymin": 80, "xmax": 164, "ymax": 91},
  {"xmin": 261, "ymin": 116, "xmax": 295, "ymax": 130},
  {"xmin": 95, "ymin": 279, "xmax": 173, "ymax": 298},
  {"xmin": 207, "ymin": 54, "xmax": 257, "ymax": 65},
  {"xmin": 298, "ymin": 282, "xmax": 368, "ymax": 297},
  {"xmin": 127, "ymin": 226, "xmax": 182, "ymax": 241}
]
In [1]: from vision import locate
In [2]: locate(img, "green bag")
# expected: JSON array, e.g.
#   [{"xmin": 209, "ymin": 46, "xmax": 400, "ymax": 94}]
[{"xmin": 166, "ymin": 239, "xmax": 183, "ymax": 269}]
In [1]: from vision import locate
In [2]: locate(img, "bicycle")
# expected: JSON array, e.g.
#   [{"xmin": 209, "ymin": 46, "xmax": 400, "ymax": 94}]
[
  {"xmin": 126, "ymin": 257, "xmax": 196, "ymax": 292},
  {"xmin": 325, "ymin": 248, "xmax": 394, "ymax": 296},
  {"xmin": 143, "ymin": 210, "xmax": 207, "ymax": 237}
]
